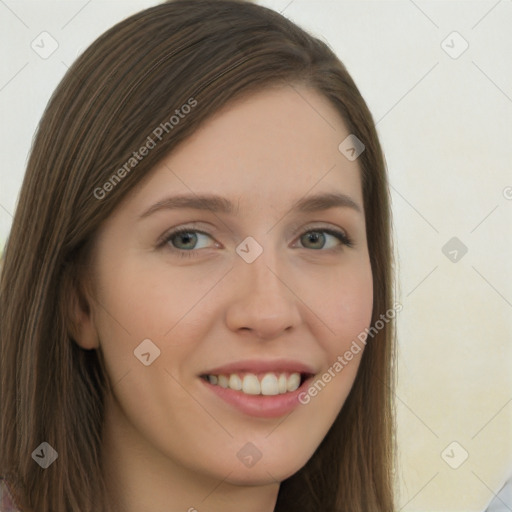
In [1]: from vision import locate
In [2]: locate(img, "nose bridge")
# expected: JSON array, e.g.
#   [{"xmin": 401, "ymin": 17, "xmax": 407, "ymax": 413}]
[
  {"xmin": 225, "ymin": 240, "xmax": 301, "ymax": 338},
  {"xmin": 250, "ymin": 253, "xmax": 284, "ymax": 298},
  {"xmin": 240, "ymin": 243, "xmax": 289, "ymax": 307},
  {"xmin": 237, "ymin": 231, "xmax": 282, "ymax": 289}
]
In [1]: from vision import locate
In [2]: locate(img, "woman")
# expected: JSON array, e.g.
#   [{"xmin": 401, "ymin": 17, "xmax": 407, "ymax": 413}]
[{"xmin": 0, "ymin": 1, "xmax": 396, "ymax": 510}]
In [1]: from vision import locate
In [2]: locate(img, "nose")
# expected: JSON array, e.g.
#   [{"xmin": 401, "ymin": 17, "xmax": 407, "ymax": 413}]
[{"xmin": 224, "ymin": 250, "xmax": 302, "ymax": 340}]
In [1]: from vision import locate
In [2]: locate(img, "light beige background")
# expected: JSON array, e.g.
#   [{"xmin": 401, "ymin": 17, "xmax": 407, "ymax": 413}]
[{"xmin": 1, "ymin": 1, "xmax": 511, "ymax": 510}]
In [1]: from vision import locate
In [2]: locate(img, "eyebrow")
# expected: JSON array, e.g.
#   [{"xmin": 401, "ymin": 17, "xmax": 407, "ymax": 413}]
[{"xmin": 139, "ymin": 191, "xmax": 362, "ymax": 219}]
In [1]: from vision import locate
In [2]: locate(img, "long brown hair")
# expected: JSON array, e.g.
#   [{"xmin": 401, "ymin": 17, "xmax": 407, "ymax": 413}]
[{"xmin": 0, "ymin": 1, "xmax": 396, "ymax": 510}]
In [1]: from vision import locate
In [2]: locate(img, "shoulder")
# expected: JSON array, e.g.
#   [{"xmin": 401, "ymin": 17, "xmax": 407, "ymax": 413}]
[{"xmin": 0, "ymin": 478, "xmax": 22, "ymax": 512}]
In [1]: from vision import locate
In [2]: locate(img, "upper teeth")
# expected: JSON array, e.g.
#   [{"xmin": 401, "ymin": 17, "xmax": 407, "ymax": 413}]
[{"xmin": 206, "ymin": 372, "xmax": 302, "ymax": 395}]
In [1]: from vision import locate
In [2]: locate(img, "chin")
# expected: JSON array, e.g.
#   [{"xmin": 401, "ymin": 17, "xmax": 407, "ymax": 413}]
[
  {"xmin": 222, "ymin": 462, "xmax": 303, "ymax": 487},
  {"xmin": 212, "ymin": 443, "xmax": 314, "ymax": 486}
]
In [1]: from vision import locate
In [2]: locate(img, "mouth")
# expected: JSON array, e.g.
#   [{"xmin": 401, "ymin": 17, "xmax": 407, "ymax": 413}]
[
  {"xmin": 198, "ymin": 359, "xmax": 317, "ymax": 418},
  {"xmin": 199, "ymin": 371, "xmax": 314, "ymax": 396}
]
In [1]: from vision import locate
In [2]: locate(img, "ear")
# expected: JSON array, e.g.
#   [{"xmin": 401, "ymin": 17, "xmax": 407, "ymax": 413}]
[{"xmin": 64, "ymin": 264, "xmax": 100, "ymax": 350}]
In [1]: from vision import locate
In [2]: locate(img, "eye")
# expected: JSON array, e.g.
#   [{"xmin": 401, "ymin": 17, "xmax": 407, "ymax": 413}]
[
  {"xmin": 159, "ymin": 225, "xmax": 353, "ymax": 259},
  {"xmin": 160, "ymin": 228, "xmax": 218, "ymax": 258},
  {"xmin": 295, "ymin": 228, "xmax": 353, "ymax": 251}
]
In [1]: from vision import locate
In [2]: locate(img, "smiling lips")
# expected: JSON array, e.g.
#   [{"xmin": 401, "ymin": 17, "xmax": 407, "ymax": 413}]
[
  {"xmin": 201, "ymin": 371, "xmax": 303, "ymax": 396},
  {"xmin": 199, "ymin": 359, "xmax": 316, "ymax": 417}
]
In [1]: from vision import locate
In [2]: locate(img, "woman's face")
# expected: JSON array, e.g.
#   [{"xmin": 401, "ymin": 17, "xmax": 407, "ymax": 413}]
[{"xmin": 83, "ymin": 84, "xmax": 373, "ymax": 488}]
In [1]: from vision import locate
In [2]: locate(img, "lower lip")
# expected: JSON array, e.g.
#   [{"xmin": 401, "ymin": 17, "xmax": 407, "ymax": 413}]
[{"xmin": 199, "ymin": 376, "xmax": 314, "ymax": 418}]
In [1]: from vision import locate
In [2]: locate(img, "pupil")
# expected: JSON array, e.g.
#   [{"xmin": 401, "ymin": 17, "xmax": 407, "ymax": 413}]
[
  {"xmin": 177, "ymin": 232, "xmax": 196, "ymax": 248},
  {"xmin": 305, "ymin": 231, "xmax": 324, "ymax": 248}
]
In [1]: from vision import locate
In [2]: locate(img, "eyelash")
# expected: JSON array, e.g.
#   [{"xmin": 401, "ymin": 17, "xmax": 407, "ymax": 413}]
[{"xmin": 159, "ymin": 226, "xmax": 354, "ymax": 259}]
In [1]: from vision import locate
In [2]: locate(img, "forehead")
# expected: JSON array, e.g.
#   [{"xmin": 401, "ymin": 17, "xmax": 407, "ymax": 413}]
[{"xmin": 129, "ymin": 84, "xmax": 363, "ymax": 214}]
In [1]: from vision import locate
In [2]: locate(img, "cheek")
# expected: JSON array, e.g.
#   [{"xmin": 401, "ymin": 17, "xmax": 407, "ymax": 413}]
[
  {"xmin": 91, "ymin": 255, "xmax": 229, "ymax": 391},
  {"xmin": 296, "ymin": 258, "xmax": 373, "ymax": 403},
  {"xmin": 305, "ymin": 259, "xmax": 374, "ymax": 352},
  {"xmin": 94, "ymin": 255, "xmax": 223, "ymax": 339}
]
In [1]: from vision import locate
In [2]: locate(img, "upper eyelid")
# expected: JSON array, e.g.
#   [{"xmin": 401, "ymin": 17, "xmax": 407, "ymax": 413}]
[
  {"xmin": 162, "ymin": 223, "xmax": 347, "ymax": 236},
  {"xmin": 163, "ymin": 219, "xmax": 350, "ymax": 235},
  {"xmin": 288, "ymin": 221, "xmax": 350, "ymax": 239}
]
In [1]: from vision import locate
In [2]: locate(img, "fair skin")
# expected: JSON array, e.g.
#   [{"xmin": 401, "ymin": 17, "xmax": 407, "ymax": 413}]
[{"xmin": 73, "ymin": 84, "xmax": 373, "ymax": 512}]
